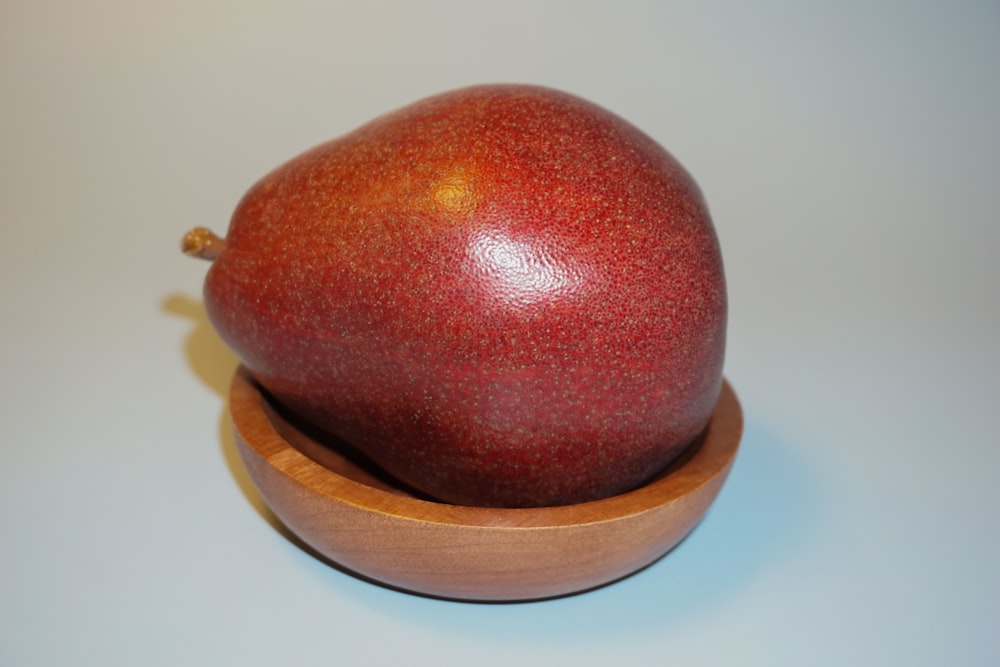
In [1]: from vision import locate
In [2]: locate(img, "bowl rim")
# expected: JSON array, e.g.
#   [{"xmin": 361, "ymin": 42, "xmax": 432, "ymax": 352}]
[{"xmin": 230, "ymin": 366, "xmax": 742, "ymax": 531}]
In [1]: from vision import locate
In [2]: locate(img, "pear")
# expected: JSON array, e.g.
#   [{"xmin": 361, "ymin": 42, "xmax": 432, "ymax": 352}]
[{"xmin": 184, "ymin": 84, "xmax": 726, "ymax": 508}]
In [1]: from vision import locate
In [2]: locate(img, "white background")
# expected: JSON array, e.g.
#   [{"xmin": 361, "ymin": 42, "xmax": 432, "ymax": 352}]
[{"xmin": 2, "ymin": 2, "xmax": 999, "ymax": 665}]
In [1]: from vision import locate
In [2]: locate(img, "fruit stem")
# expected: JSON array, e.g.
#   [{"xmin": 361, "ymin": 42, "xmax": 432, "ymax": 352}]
[{"xmin": 182, "ymin": 227, "xmax": 226, "ymax": 261}]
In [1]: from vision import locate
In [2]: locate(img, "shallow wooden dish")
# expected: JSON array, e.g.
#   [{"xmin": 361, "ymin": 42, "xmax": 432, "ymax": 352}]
[{"xmin": 230, "ymin": 366, "xmax": 742, "ymax": 602}]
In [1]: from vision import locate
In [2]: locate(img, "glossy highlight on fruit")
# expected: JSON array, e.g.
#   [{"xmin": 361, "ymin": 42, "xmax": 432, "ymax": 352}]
[{"xmin": 184, "ymin": 84, "xmax": 727, "ymax": 508}]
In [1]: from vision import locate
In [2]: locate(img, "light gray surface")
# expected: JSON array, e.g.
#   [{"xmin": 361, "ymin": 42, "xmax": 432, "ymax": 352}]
[{"xmin": 2, "ymin": 2, "xmax": 999, "ymax": 665}]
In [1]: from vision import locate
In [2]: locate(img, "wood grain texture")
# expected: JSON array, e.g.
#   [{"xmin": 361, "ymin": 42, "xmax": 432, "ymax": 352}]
[{"xmin": 230, "ymin": 366, "xmax": 742, "ymax": 601}]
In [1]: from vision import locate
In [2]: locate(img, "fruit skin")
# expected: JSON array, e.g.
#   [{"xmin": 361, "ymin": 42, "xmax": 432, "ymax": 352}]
[{"xmin": 202, "ymin": 84, "xmax": 726, "ymax": 508}]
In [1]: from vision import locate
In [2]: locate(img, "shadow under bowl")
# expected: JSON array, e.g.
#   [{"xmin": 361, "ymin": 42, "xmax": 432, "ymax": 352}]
[{"xmin": 230, "ymin": 366, "xmax": 742, "ymax": 602}]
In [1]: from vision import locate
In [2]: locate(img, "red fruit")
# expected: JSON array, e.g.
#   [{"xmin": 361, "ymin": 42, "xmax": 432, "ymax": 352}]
[{"xmin": 185, "ymin": 84, "xmax": 726, "ymax": 508}]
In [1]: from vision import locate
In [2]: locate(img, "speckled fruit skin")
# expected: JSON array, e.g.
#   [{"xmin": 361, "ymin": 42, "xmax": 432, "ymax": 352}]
[{"xmin": 204, "ymin": 84, "xmax": 726, "ymax": 508}]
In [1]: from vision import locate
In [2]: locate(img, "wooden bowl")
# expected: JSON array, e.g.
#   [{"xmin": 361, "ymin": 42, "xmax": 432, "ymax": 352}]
[{"xmin": 230, "ymin": 366, "xmax": 742, "ymax": 602}]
